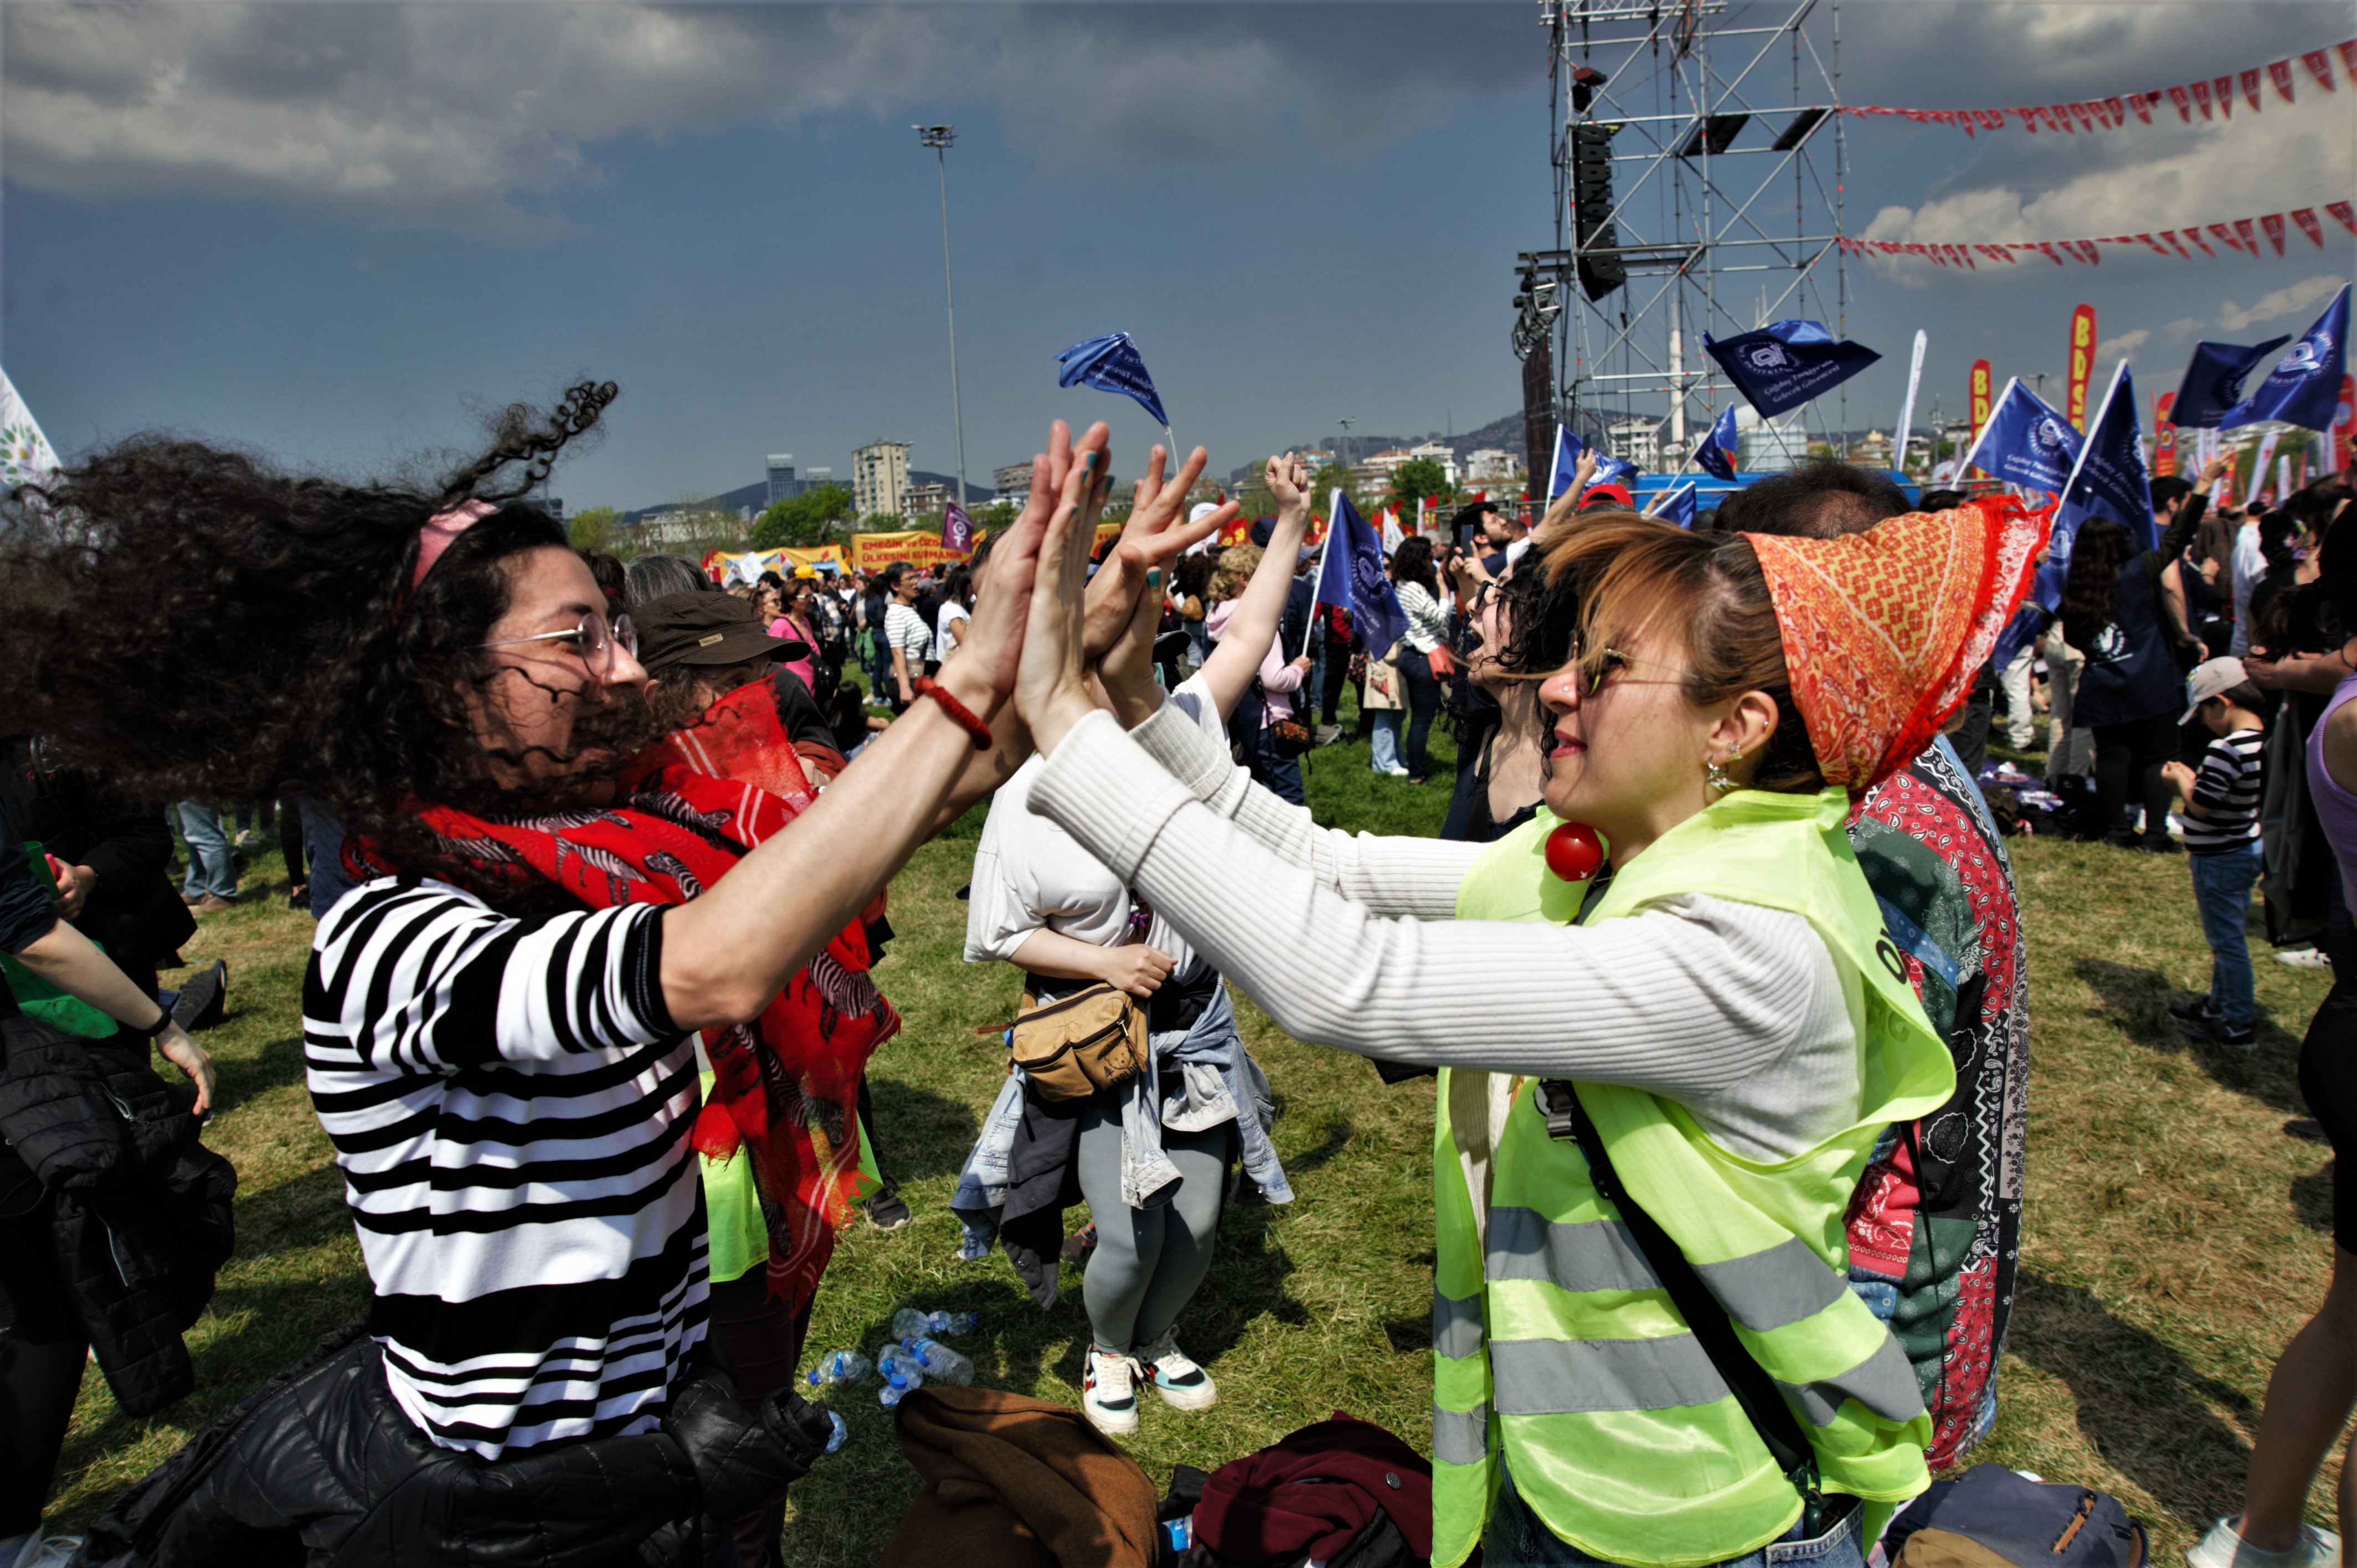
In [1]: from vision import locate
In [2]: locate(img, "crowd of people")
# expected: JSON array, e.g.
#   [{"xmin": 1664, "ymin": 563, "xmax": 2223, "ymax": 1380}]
[{"xmin": 0, "ymin": 376, "xmax": 2354, "ymax": 1568}]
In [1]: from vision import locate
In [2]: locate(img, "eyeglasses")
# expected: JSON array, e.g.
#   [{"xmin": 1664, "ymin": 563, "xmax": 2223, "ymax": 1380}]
[
  {"xmin": 480, "ymin": 610, "xmax": 637, "ymax": 680},
  {"xmin": 1562, "ymin": 635, "xmax": 1689, "ymax": 700}
]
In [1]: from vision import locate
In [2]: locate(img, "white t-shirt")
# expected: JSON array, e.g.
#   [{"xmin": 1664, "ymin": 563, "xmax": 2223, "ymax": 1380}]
[
  {"xmin": 934, "ymin": 601, "xmax": 971, "ymax": 664},
  {"xmin": 884, "ymin": 602, "xmax": 933, "ymax": 667},
  {"xmin": 965, "ymin": 674, "xmax": 1228, "ymax": 977},
  {"xmin": 2229, "ymin": 521, "xmax": 2266, "ymax": 657}
]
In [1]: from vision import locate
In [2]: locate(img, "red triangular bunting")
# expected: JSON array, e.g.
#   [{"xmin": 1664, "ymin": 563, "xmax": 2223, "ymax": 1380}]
[
  {"xmin": 2104, "ymin": 95, "xmax": 2126, "ymax": 126},
  {"xmin": 2168, "ymin": 84, "xmax": 2193, "ymax": 120},
  {"xmin": 2185, "ymin": 226, "xmax": 2217, "ymax": 257},
  {"xmin": 2270, "ymin": 60, "xmax": 2297, "ymax": 104},
  {"xmin": 2051, "ymin": 102, "xmax": 2076, "ymax": 131},
  {"xmin": 2340, "ymin": 40, "xmax": 2357, "ymax": 81},
  {"xmin": 2129, "ymin": 92, "xmax": 2155, "ymax": 123},
  {"xmin": 2292, "ymin": 209, "xmax": 2325, "ymax": 247},
  {"xmin": 2138, "ymin": 233, "xmax": 2166, "ymax": 255},
  {"xmin": 2241, "ymin": 68, "xmax": 2263, "ymax": 111},
  {"xmin": 2190, "ymin": 79, "xmax": 2214, "ymax": 117},
  {"xmin": 2158, "ymin": 230, "xmax": 2190, "ymax": 258},
  {"xmin": 2069, "ymin": 101, "xmax": 2095, "ymax": 131},
  {"xmin": 2214, "ymin": 76, "xmax": 2234, "ymax": 117},
  {"xmin": 2328, "ymin": 200, "xmax": 2357, "ymax": 236},
  {"xmin": 2304, "ymin": 50, "xmax": 2336, "ymax": 91},
  {"xmin": 2210, "ymin": 222, "xmax": 2243, "ymax": 254},
  {"xmin": 2234, "ymin": 217, "xmax": 2261, "ymax": 252},
  {"xmin": 2261, "ymin": 213, "xmax": 2288, "ymax": 256}
]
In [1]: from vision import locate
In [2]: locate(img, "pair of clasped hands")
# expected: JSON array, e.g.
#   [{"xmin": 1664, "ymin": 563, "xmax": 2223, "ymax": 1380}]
[{"xmin": 955, "ymin": 418, "xmax": 1284, "ymax": 761}]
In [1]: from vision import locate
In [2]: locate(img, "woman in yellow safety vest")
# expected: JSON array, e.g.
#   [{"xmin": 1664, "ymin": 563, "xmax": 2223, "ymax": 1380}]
[{"xmin": 1005, "ymin": 472, "xmax": 2047, "ymax": 1568}]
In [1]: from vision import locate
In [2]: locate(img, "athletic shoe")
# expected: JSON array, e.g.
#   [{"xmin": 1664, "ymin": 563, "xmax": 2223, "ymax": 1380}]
[
  {"xmin": 172, "ymin": 960, "xmax": 229, "ymax": 1033},
  {"xmin": 2186, "ymin": 1517, "xmax": 2341, "ymax": 1568},
  {"xmin": 1376, "ymin": 766, "xmax": 1409, "ymax": 778},
  {"xmin": 1081, "ymin": 1347, "xmax": 1143, "ymax": 1436},
  {"xmin": 2278, "ymin": 948, "xmax": 2334, "ymax": 971},
  {"xmin": 193, "ymin": 894, "xmax": 236, "ymax": 914},
  {"xmin": 2286, "ymin": 1120, "xmax": 2330, "ymax": 1144},
  {"xmin": 2168, "ymin": 997, "xmax": 2220, "ymax": 1023},
  {"xmin": 864, "ymin": 1185, "xmax": 912, "ymax": 1232},
  {"xmin": 2181, "ymin": 1015, "xmax": 2258, "ymax": 1049},
  {"xmin": 1131, "ymin": 1329, "xmax": 1217, "ymax": 1411}
]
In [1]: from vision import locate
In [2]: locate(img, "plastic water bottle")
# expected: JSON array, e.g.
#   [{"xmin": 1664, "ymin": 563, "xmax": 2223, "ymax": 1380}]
[
  {"xmin": 891, "ymin": 1307, "xmax": 979, "ymax": 1340},
  {"xmin": 878, "ymin": 1366, "xmax": 924, "ymax": 1408},
  {"xmin": 876, "ymin": 1342, "xmax": 917, "ymax": 1381},
  {"xmin": 804, "ymin": 1349, "xmax": 872, "ymax": 1389},
  {"xmin": 902, "ymin": 1337, "xmax": 975, "ymax": 1386},
  {"xmin": 824, "ymin": 1409, "xmax": 848, "ymax": 1454}
]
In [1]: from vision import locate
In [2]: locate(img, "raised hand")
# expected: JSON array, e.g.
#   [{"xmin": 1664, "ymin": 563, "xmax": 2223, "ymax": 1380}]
[
  {"xmin": 1082, "ymin": 443, "xmax": 1234, "ymax": 663},
  {"xmin": 954, "ymin": 420, "xmax": 1109, "ymax": 708},
  {"xmin": 1265, "ymin": 451, "xmax": 1315, "ymax": 520},
  {"xmin": 1015, "ymin": 445, "xmax": 1113, "ymax": 754}
]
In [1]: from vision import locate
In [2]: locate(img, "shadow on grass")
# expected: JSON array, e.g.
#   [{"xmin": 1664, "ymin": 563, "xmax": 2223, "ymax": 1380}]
[
  {"xmin": 2007, "ymin": 1271, "xmax": 2256, "ymax": 1529},
  {"xmin": 207, "ymin": 1031, "xmax": 310, "ymax": 1122},
  {"xmin": 862, "ymin": 1078, "xmax": 986, "ymax": 1186},
  {"xmin": 2075, "ymin": 958, "xmax": 2310, "ymax": 1115},
  {"xmin": 2292, "ymin": 1162, "xmax": 2337, "ymax": 1233}
]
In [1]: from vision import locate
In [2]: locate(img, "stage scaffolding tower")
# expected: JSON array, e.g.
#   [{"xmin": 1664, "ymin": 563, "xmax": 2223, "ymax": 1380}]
[{"xmin": 1512, "ymin": 0, "xmax": 1850, "ymax": 483}]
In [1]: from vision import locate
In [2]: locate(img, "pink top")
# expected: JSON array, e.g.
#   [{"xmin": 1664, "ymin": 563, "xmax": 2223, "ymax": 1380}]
[
  {"xmin": 1205, "ymin": 601, "xmax": 1303, "ymax": 721},
  {"xmin": 2308, "ymin": 667, "xmax": 2357, "ymax": 909},
  {"xmin": 768, "ymin": 613, "xmax": 819, "ymax": 693}
]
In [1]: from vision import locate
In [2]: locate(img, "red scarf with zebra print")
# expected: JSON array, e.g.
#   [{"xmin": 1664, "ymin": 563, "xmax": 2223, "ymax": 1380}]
[{"xmin": 396, "ymin": 679, "xmax": 897, "ymax": 1313}]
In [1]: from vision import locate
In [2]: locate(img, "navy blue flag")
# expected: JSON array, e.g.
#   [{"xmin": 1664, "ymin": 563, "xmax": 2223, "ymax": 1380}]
[
  {"xmin": 1704, "ymin": 320, "xmax": 1881, "ymax": 419},
  {"xmin": 1054, "ymin": 332, "xmax": 1169, "ymax": 427},
  {"xmin": 1958, "ymin": 377, "xmax": 2081, "ymax": 493},
  {"xmin": 1592, "ymin": 454, "xmax": 1640, "ymax": 491},
  {"xmin": 2059, "ymin": 361, "xmax": 2157, "ymax": 550},
  {"xmin": 1315, "ymin": 489, "xmax": 1406, "ymax": 656},
  {"xmin": 1650, "ymin": 483, "xmax": 1699, "ymax": 528},
  {"xmin": 1693, "ymin": 404, "xmax": 1740, "ymax": 481},
  {"xmin": 1546, "ymin": 425, "xmax": 1584, "ymax": 500},
  {"xmin": 2222, "ymin": 283, "xmax": 2350, "ymax": 432},
  {"xmin": 2170, "ymin": 336, "xmax": 2292, "ymax": 429}
]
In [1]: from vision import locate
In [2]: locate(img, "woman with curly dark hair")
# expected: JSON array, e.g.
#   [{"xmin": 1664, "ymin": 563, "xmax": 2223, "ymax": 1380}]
[{"xmin": 0, "ymin": 389, "xmax": 1140, "ymax": 1567}]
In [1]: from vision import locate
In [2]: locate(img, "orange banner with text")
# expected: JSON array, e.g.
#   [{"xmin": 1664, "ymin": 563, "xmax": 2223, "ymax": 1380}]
[{"xmin": 2066, "ymin": 304, "xmax": 2097, "ymax": 430}]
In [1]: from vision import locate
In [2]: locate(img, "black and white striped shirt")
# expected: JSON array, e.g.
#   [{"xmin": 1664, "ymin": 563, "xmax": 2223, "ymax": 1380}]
[
  {"xmin": 303, "ymin": 878, "xmax": 706, "ymax": 1459},
  {"xmin": 2185, "ymin": 728, "xmax": 2265, "ymax": 853}
]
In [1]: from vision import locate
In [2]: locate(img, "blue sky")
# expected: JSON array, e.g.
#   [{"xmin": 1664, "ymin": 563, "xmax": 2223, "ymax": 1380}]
[{"xmin": 3, "ymin": 1, "xmax": 2351, "ymax": 512}]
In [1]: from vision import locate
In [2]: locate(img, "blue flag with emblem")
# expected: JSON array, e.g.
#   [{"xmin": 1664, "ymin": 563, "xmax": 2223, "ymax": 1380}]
[
  {"xmin": 1957, "ymin": 378, "xmax": 2081, "ymax": 493},
  {"xmin": 1650, "ymin": 483, "xmax": 1698, "ymax": 528},
  {"xmin": 1592, "ymin": 453, "xmax": 1640, "ymax": 491},
  {"xmin": 1314, "ymin": 489, "xmax": 1406, "ymax": 657},
  {"xmin": 2170, "ymin": 336, "xmax": 2292, "ymax": 429},
  {"xmin": 1703, "ymin": 319, "xmax": 1881, "ymax": 419},
  {"xmin": 1545, "ymin": 425, "xmax": 1584, "ymax": 501},
  {"xmin": 2221, "ymin": 283, "xmax": 2350, "ymax": 432},
  {"xmin": 1693, "ymin": 404, "xmax": 1739, "ymax": 481},
  {"xmin": 1053, "ymin": 332, "xmax": 1169, "ymax": 427},
  {"xmin": 2058, "ymin": 360, "xmax": 2156, "ymax": 549}
]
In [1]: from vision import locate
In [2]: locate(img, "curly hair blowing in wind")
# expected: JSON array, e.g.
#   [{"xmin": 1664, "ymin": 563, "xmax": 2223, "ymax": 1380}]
[{"xmin": 0, "ymin": 380, "xmax": 629, "ymax": 890}]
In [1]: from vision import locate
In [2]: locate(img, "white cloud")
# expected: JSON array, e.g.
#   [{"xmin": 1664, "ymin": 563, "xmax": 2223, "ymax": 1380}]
[
  {"xmin": 0, "ymin": 3, "xmax": 1536, "ymax": 243},
  {"xmin": 2218, "ymin": 275, "xmax": 2346, "ymax": 331},
  {"xmin": 2165, "ymin": 316, "xmax": 2204, "ymax": 338},
  {"xmin": 2103, "ymin": 327, "xmax": 2152, "ymax": 362}
]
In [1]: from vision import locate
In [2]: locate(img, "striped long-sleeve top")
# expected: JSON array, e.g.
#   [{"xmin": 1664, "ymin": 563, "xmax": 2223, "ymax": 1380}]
[{"xmin": 303, "ymin": 876, "xmax": 706, "ymax": 1459}]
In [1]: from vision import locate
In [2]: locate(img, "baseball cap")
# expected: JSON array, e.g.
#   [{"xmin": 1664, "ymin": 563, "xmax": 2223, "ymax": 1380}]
[
  {"xmin": 2181, "ymin": 656, "xmax": 2250, "ymax": 723},
  {"xmin": 633, "ymin": 592, "xmax": 809, "ymax": 675},
  {"xmin": 1580, "ymin": 483, "xmax": 1635, "ymax": 510}
]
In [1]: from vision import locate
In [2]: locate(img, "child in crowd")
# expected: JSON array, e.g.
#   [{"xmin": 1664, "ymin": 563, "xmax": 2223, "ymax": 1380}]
[{"xmin": 2164, "ymin": 657, "xmax": 2269, "ymax": 1048}]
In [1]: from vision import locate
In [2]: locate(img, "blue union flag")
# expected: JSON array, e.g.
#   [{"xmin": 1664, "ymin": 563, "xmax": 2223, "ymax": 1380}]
[
  {"xmin": 1315, "ymin": 489, "xmax": 1405, "ymax": 656},
  {"xmin": 1704, "ymin": 320, "xmax": 1880, "ymax": 419}
]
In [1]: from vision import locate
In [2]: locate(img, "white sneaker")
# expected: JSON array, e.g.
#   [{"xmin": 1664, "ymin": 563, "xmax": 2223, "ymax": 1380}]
[
  {"xmin": 1133, "ymin": 1329, "xmax": 1217, "ymax": 1411},
  {"xmin": 11, "ymin": 1534, "xmax": 85, "ymax": 1568},
  {"xmin": 2278, "ymin": 948, "xmax": 2335, "ymax": 971},
  {"xmin": 1381, "ymin": 766, "xmax": 1410, "ymax": 777},
  {"xmin": 1081, "ymin": 1346, "xmax": 1142, "ymax": 1436},
  {"xmin": 2187, "ymin": 1518, "xmax": 2341, "ymax": 1568}
]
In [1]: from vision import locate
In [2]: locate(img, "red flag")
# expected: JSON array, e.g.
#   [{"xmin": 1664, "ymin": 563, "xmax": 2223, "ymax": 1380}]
[
  {"xmin": 2137, "ymin": 233, "xmax": 2166, "ymax": 255},
  {"xmin": 2190, "ymin": 79, "xmax": 2214, "ymax": 117},
  {"xmin": 2129, "ymin": 92, "xmax": 2155, "ymax": 123},
  {"xmin": 2078, "ymin": 240, "xmax": 2104, "ymax": 266},
  {"xmin": 2241, "ymin": 69, "xmax": 2263, "ymax": 111},
  {"xmin": 2050, "ymin": 103, "xmax": 2076, "ymax": 130},
  {"xmin": 2261, "ymin": 213, "xmax": 2288, "ymax": 256},
  {"xmin": 2293, "ymin": 208, "xmax": 2325, "ymax": 247},
  {"xmin": 2184, "ymin": 227, "xmax": 2216, "ymax": 257},
  {"xmin": 2329, "ymin": 200, "xmax": 2357, "ymax": 236},
  {"xmin": 2304, "ymin": 50, "xmax": 2336, "ymax": 91},
  {"xmin": 2031, "ymin": 241, "xmax": 2063, "ymax": 265},
  {"xmin": 1977, "ymin": 109, "xmax": 2006, "ymax": 131},
  {"xmin": 2068, "ymin": 101, "xmax": 2095, "ymax": 131},
  {"xmin": 1960, "ymin": 245, "xmax": 1977, "ymax": 270},
  {"xmin": 2340, "ymin": 40, "xmax": 2357, "ymax": 81},
  {"xmin": 2234, "ymin": 217, "xmax": 2261, "ymax": 254},
  {"xmin": 2157, "ymin": 230, "xmax": 2189, "ymax": 258},
  {"xmin": 2213, "ymin": 76, "xmax": 2235, "ymax": 117},
  {"xmin": 2168, "ymin": 84, "xmax": 2193, "ymax": 120},
  {"xmin": 2271, "ymin": 60, "xmax": 2298, "ymax": 104},
  {"xmin": 2103, "ymin": 96, "xmax": 2126, "ymax": 126}
]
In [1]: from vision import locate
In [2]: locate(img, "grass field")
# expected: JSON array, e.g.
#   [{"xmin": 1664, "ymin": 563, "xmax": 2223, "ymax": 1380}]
[{"xmin": 40, "ymin": 714, "xmax": 2349, "ymax": 1565}]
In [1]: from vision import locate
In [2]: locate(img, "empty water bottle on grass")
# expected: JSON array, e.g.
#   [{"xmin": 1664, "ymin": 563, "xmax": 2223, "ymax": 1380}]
[
  {"xmin": 878, "ymin": 1365, "xmax": 924, "ymax": 1408},
  {"xmin": 824, "ymin": 1409, "xmax": 847, "ymax": 1454},
  {"xmin": 902, "ymin": 1337, "xmax": 974, "ymax": 1386},
  {"xmin": 891, "ymin": 1307, "xmax": 978, "ymax": 1340},
  {"xmin": 804, "ymin": 1350, "xmax": 872, "ymax": 1389}
]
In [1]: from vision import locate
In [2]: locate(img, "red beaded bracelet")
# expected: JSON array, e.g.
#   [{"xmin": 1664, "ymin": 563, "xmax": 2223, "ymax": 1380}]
[{"xmin": 912, "ymin": 676, "xmax": 994, "ymax": 750}]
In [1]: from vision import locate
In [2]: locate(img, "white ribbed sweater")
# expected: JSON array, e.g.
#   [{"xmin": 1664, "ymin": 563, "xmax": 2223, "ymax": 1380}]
[{"xmin": 1025, "ymin": 703, "xmax": 1866, "ymax": 1162}]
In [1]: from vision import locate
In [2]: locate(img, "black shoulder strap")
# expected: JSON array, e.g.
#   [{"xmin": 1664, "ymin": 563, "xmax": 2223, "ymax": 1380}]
[{"xmin": 1532, "ymin": 1078, "xmax": 1822, "ymax": 1499}]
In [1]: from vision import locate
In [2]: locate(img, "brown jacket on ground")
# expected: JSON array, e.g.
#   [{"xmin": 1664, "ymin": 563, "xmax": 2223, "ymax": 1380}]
[{"xmin": 882, "ymin": 1387, "xmax": 1160, "ymax": 1568}]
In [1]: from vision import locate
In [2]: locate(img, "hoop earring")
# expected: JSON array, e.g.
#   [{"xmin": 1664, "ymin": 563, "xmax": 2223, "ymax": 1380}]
[{"xmin": 1705, "ymin": 756, "xmax": 1734, "ymax": 794}]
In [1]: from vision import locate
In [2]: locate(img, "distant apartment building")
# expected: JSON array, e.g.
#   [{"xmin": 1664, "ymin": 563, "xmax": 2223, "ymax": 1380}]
[
  {"xmin": 765, "ymin": 455, "xmax": 838, "ymax": 507},
  {"xmin": 1606, "ymin": 417, "xmax": 1663, "ymax": 473},
  {"xmin": 993, "ymin": 461, "xmax": 1035, "ymax": 505},
  {"xmin": 1461, "ymin": 449, "xmax": 1523, "ymax": 487},
  {"xmin": 852, "ymin": 441, "xmax": 912, "ymax": 520},
  {"xmin": 1356, "ymin": 442, "xmax": 1461, "ymax": 492},
  {"xmin": 905, "ymin": 481, "xmax": 955, "ymax": 521}
]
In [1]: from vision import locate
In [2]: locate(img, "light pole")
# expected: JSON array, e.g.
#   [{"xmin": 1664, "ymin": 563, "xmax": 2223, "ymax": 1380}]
[{"xmin": 915, "ymin": 125, "xmax": 967, "ymax": 512}]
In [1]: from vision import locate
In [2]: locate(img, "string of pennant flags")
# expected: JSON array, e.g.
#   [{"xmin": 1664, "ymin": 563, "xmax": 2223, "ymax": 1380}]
[
  {"xmin": 1838, "ymin": 202, "xmax": 2356, "ymax": 269},
  {"xmin": 1844, "ymin": 39, "xmax": 2357, "ymax": 133}
]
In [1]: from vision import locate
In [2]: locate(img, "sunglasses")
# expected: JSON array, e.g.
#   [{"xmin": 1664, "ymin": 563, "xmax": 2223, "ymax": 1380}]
[
  {"xmin": 480, "ymin": 610, "xmax": 638, "ymax": 680},
  {"xmin": 1562, "ymin": 635, "xmax": 1689, "ymax": 700}
]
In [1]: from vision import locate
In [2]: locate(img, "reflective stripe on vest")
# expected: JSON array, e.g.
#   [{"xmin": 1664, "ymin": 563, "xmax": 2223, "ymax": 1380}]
[{"xmin": 1431, "ymin": 789, "xmax": 1954, "ymax": 1568}]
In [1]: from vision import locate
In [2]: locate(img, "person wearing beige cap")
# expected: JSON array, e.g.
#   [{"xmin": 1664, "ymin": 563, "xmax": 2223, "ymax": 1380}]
[{"xmin": 2160, "ymin": 657, "xmax": 2270, "ymax": 1050}]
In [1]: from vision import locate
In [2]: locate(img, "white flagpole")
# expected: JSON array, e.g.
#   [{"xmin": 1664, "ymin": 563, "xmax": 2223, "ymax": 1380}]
[
  {"xmin": 1894, "ymin": 329, "xmax": 1928, "ymax": 477},
  {"xmin": 1300, "ymin": 487, "xmax": 1343, "ymax": 659},
  {"xmin": 1956, "ymin": 376, "xmax": 2020, "ymax": 478}
]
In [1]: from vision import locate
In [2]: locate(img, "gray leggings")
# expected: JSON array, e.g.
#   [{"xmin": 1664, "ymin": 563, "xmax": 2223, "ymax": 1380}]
[{"xmin": 1074, "ymin": 1092, "xmax": 1232, "ymax": 1354}]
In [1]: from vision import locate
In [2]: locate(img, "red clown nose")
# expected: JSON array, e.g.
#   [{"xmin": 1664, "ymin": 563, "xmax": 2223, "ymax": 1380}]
[{"xmin": 1543, "ymin": 821, "xmax": 1605, "ymax": 883}]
